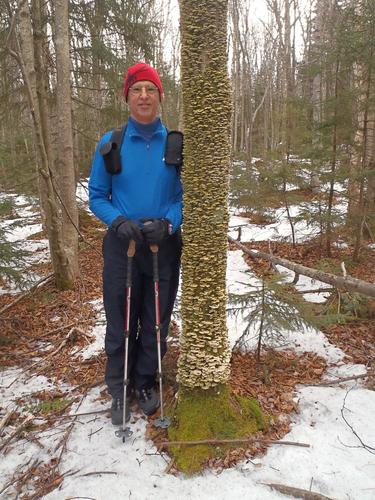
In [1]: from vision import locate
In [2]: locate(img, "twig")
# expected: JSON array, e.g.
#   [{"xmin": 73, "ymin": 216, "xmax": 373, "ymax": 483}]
[
  {"xmin": 77, "ymin": 471, "xmax": 118, "ymax": 477},
  {"xmin": 313, "ymin": 373, "xmax": 368, "ymax": 386},
  {"xmin": 0, "ymin": 409, "xmax": 14, "ymax": 434},
  {"xmin": 0, "ymin": 414, "xmax": 34, "ymax": 452},
  {"xmin": 0, "ymin": 458, "xmax": 40, "ymax": 496},
  {"xmin": 88, "ymin": 426, "xmax": 103, "ymax": 439},
  {"xmin": 53, "ymin": 396, "xmax": 85, "ymax": 455},
  {"xmin": 165, "ymin": 457, "xmax": 176, "ymax": 474},
  {"xmin": 294, "ymin": 288, "xmax": 334, "ymax": 294},
  {"xmin": 0, "ymin": 273, "xmax": 54, "ymax": 315},
  {"xmin": 37, "ymin": 395, "xmax": 88, "ymax": 498},
  {"xmin": 340, "ymin": 388, "xmax": 375, "ymax": 455},
  {"xmin": 24, "ymin": 433, "xmax": 45, "ymax": 449},
  {"xmin": 66, "ymin": 497, "xmax": 97, "ymax": 500},
  {"xmin": 47, "ymin": 326, "xmax": 77, "ymax": 355},
  {"xmin": 37, "ymin": 322, "xmax": 77, "ymax": 338},
  {"xmin": 267, "ymin": 239, "xmax": 277, "ymax": 271},
  {"xmin": 7, "ymin": 327, "xmax": 83, "ymax": 387},
  {"xmin": 263, "ymin": 482, "xmax": 333, "ymax": 499},
  {"xmin": 41, "ymin": 408, "xmax": 108, "ymax": 421},
  {"xmin": 155, "ymin": 438, "xmax": 310, "ymax": 448}
]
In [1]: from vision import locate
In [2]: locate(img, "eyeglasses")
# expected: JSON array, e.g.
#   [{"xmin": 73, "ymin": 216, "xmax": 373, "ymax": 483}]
[{"xmin": 129, "ymin": 85, "xmax": 159, "ymax": 96}]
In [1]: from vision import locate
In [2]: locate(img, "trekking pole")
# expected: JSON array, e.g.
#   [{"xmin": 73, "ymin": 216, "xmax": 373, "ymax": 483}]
[
  {"xmin": 115, "ymin": 239, "xmax": 136, "ymax": 443},
  {"xmin": 150, "ymin": 243, "xmax": 170, "ymax": 429}
]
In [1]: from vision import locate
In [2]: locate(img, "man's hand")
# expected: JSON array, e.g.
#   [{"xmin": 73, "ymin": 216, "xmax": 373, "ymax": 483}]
[
  {"xmin": 111, "ymin": 216, "xmax": 143, "ymax": 243},
  {"xmin": 141, "ymin": 218, "xmax": 171, "ymax": 245}
]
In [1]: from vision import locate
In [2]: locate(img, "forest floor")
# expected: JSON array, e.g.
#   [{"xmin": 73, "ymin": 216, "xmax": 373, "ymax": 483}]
[
  {"xmin": 0, "ymin": 195, "xmax": 375, "ymax": 499},
  {"xmin": 236, "ymin": 234, "xmax": 375, "ymax": 384}
]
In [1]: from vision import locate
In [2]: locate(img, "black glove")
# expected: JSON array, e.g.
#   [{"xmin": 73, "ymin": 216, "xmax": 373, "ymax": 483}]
[
  {"xmin": 141, "ymin": 218, "xmax": 171, "ymax": 245},
  {"xmin": 111, "ymin": 216, "xmax": 143, "ymax": 243}
]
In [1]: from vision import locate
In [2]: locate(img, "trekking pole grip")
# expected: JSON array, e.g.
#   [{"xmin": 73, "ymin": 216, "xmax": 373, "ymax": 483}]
[
  {"xmin": 126, "ymin": 239, "xmax": 136, "ymax": 287},
  {"xmin": 150, "ymin": 244, "xmax": 159, "ymax": 282}
]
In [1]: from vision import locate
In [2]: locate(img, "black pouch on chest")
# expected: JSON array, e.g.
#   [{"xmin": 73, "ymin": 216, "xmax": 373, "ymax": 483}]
[{"xmin": 164, "ymin": 131, "xmax": 183, "ymax": 168}]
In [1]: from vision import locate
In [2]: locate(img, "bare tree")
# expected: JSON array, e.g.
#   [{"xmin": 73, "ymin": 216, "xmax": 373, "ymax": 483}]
[
  {"xmin": 6, "ymin": 0, "xmax": 79, "ymax": 289},
  {"xmin": 54, "ymin": 0, "xmax": 79, "ymax": 279}
]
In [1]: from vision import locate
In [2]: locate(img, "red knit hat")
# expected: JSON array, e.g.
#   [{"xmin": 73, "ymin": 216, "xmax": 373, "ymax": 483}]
[{"xmin": 123, "ymin": 62, "xmax": 163, "ymax": 101}]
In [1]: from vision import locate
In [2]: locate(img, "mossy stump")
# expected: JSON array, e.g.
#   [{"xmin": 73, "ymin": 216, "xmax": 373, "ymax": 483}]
[{"xmin": 168, "ymin": 385, "xmax": 267, "ymax": 474}]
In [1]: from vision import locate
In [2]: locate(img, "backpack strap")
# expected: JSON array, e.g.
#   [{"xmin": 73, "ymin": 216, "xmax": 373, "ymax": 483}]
[
  {"xmin": 99, "ymin": 124, "xmax": 127, "ymax": 175},
  {"xmin": 99, "ymin": 123, "xmax": 183, "ymax": 176}
]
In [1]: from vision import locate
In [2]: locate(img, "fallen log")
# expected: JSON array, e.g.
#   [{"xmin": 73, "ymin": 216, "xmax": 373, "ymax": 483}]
[{"xmin": 228, "ymin": 236, "xmax": 375, "ymax": 298}]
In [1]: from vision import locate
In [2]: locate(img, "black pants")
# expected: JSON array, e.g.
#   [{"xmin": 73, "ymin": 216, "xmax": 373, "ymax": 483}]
[{"xmin": 102, "ymin": 229, "xmax": 181, "ymax": 398}]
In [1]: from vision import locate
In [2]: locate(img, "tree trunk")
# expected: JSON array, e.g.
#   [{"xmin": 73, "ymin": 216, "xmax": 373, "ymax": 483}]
[
  {"xmin": 54, "ymin": 0, "xmax": 79, "ymax": 281},
  {"xmin": 16, "ymin": 0, "xmax": 77, "ymax": 289},
  {"xmin": 326, "ymin": 58, "xmax": 340, "ymax": 256},
  {"xmin": 170, "ymin": 0, "xmax": 267, "ymax": 476},
  {"xmin": 178, "ymin": 0, "xmax": 232, "ymax": 390}
]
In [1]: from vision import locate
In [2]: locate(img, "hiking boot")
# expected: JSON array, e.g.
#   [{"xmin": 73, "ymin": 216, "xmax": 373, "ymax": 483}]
[
  {"xmin": 111, "ymin": 397, "xmax": 130, "ymax": 426},
  {"xmin": 137, "ymin": 386, "xmax": 160, "ymax": 416}
]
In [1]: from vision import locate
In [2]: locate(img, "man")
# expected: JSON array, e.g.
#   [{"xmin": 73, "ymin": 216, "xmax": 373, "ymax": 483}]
[{"xmin": 89, "ymin": 62, "xmax": 182, "ymax": 425}]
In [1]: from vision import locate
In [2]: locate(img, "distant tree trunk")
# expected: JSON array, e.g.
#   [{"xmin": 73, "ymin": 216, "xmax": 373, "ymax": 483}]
[
  {"xmin": 230, "ymin": 0, "xmax": 240, "ymax": 155},
  {"xmin": 352, "ymin": 47, "xmax": 374, "ymax": 261},
  {"xmin": 54, "ymin": 0, "xmax": 79, "ymax": 280},
  {"xmin": 326, "ymin": 58, "xmax": 340, "ymax": 256}
]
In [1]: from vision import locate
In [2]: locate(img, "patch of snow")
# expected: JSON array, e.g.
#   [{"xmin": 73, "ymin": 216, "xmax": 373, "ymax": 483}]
[
  {"xmin": 250, "ymin": 386, "xmax": 375, "ymax": 500},
  {"xmin": 3, "ymin": 221, "xmax": 43, "ymax": 243},
  {"xmin": 280, "ymin": 325, "xmax": 345, "ymax": 363},
  {"xmin": 229, "ymin": 206, "xmax": 323, "ymax": 243},
  {"xmin": 0, "ymin": 369, "xmax": 61, "ymax": 410},
  {"xmin": 1, "ymin": 382, "xmax": 372, "ymax": 500},
  {"xmin": 322, "ymin": 363, "xmax": 368, "ymax": 386},
  {"xmin": 78, "ymin": 300, "xmax": 106, "ymax": 360}
]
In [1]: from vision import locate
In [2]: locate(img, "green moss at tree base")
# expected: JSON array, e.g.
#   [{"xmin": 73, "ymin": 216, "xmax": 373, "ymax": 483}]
[{"xmin": 168, "ymin": 384, "xmax": 267, "ymax": 474}]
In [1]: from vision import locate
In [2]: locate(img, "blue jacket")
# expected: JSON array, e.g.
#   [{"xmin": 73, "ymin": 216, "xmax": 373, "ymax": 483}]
[{"xmin": 88, "ymin": 118, "xmax": 183, "ymax": 232}]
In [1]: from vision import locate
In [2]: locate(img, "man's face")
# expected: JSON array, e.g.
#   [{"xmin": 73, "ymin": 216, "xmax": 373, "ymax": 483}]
[{"xmin": 127, "ymin": 80, "xmax": 161, "ymax": 124}]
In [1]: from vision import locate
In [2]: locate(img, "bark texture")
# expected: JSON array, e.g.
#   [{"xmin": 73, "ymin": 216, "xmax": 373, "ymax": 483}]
[
  {"xmin": 178, "ymin": 0, "xmax": 231, "ymax": 389},
  {"xmin": 54, "ymin": 0, "xmax": 79, "ymax": 280}
]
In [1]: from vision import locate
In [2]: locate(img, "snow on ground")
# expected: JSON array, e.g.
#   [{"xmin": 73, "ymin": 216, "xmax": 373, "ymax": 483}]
[
  {"xmin": 229, "ymin": 206, "xmax": 322, "ymax": 243},
  {"xmin": 1, "ymin": 194, "xmax": 374, "ymax": 499},
  {"xmin": 228, "ymin": 211, "xmax": 344, "ymax": 304},
  {"xmin": 275, "ymin": 265, "xmax": 332, "ymax": 304},
  {"xmin": 76, "ymin": 299, "xmax": 106, "ymax": 360},
  {"xmin": 76, "ymin": 179, "xmax": 90, "ymax": 210}
]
